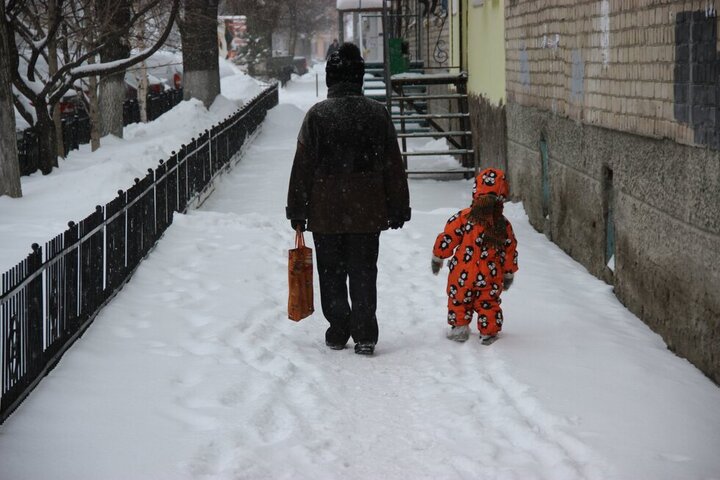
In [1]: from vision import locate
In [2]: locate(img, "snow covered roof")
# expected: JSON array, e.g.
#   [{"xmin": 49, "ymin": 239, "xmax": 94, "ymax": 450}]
[{"xmin": 336, "ymin": 0, "xmax": 385, "ymax": 11}]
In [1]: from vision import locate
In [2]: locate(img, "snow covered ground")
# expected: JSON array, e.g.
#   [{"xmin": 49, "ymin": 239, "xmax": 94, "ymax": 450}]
[
  {"xmin": 1, "ymin": 65, "xmax": 719, "ymax": 480},
  {"xmin": 0, "ymin": 57, "xmax": 265, "ymax": 274}
]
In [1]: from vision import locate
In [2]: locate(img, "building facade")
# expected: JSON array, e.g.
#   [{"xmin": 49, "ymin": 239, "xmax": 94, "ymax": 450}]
[
  {"xmin": 451, "ymin": 0, "xmax": 509, "ymax": 170},
  {"xmin": 504, "ymin": 0, "xmax": 719, "ymax": 383}
]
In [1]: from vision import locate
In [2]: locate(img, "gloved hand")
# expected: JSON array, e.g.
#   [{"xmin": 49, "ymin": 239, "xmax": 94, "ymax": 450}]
[
  {"xmin": 431, "ymin": 256, "xmax": 443, "ymax": 275},
  {"xmin": 503, "ymin": 273, "xmax": 514, "ymax": 290},
  {"xmin": 291, "ymin": 219, "xmax": 306, "ymax": 232},
  {"xmin": 388, "ymin": 218, "xmax": 405, "ymax": 229}
]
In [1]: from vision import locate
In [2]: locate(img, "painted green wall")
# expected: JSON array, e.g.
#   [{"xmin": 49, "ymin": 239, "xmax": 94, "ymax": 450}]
[
  {"xmin": 466, "ymin": 0, "xmax": 506, "ymax": 104},
  {"xmin": 450, "ymin": 0, "xmax": 461, "ymax": 73}
]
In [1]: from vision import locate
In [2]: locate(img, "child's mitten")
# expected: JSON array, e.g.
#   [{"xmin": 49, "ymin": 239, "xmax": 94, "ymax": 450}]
[
  {"xmin": 431, "ymin": 256, "xmax": 444, "ymax": 275},
  {"xmin": 503, "ymin": 272, "xmax": 514, "ymax": 290}
]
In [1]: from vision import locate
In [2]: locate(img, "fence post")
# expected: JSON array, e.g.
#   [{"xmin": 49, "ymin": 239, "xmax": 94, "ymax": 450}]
[
  {"xmin": 155, "ymin": 160, "xmax": 168, "ymax": 235},
  {"xmin": 26, "ymin": 244, "xmax": 43, "ymax": 379},
  {"xmin": 44, "ymin": 233, "xmax": 65, "ymax": 357},
  {"xmin": 63, "ymin": 221, "xmax": 79, "ymax": 334},
  {"xmin": 168, "ymin": 152, "xmax": 178, "ymax": 214}
]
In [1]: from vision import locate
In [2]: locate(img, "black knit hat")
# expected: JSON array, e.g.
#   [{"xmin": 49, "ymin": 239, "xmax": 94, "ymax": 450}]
[{"xmin": 326, "ymin": 42, "xmax": 365, "ymax": 87}]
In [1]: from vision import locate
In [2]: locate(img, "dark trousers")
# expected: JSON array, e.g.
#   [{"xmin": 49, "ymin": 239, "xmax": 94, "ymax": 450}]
[{"xmin": 312, "ymin": 232, "xmax": 380, "ymax": 345}]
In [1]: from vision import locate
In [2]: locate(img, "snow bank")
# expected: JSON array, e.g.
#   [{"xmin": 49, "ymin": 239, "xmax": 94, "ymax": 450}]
[{"xmin": 0, "ymin": 66, "xmax": 265, "ymax": 273}]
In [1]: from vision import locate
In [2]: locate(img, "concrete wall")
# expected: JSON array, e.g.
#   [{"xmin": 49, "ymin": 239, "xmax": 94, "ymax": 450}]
[
  {"xmin": 469, "ymin": 93, "xmax": 508, "ymax": 170},
  {"xmin": 506, "ymin": 0, "xmax": 720, "ymax": 383}
]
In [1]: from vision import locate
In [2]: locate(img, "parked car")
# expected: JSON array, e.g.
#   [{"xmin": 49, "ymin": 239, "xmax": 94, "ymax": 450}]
[
  {"xmin": 124, "ymin": 71, "xmax": 170, "ymax": 100},
  {"xmin": 58, "ymin": 90, "xmax": 86, "ymax": 115}
]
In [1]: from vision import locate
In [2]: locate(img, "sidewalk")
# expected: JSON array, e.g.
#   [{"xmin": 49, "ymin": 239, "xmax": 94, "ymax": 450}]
[{"xmin": 0, "ymin": 70, "xmax": 719, "ymax": 480}]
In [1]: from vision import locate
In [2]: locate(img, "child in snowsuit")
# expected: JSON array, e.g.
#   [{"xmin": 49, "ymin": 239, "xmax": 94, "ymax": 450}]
[{"xmin": 431, "ymin": 168, "xmax": 518, "ymax": 343}]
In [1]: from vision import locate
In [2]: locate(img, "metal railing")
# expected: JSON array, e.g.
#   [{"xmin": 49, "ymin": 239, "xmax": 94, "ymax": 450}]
[{"xmin": 1, "ymin": 83, "xmax": 279, "ymax": 424}]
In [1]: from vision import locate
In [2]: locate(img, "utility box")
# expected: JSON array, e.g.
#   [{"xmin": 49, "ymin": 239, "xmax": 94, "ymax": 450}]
[{"xmin": 389, "ymin": 38, "xmax": 410, "ymax": 75}]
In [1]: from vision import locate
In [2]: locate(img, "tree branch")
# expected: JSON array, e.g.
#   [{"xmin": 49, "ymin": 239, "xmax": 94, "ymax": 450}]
[
  {"xmin": 47, "ymin": 0, "xmax": 180, "ymax": 105},
  {"xmin": 13, "ymin": 93, "xmax": 35, "ymax": 127}
]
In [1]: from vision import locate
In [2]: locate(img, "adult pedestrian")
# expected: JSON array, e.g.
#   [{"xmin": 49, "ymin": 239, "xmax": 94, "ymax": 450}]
[
  {"xmin": 286, "ymin": 43, "xmax": 410, "ymax": 355},
  {"xmin": 325, "ymin": 38, "xmax": 340, "ymax": 59}
]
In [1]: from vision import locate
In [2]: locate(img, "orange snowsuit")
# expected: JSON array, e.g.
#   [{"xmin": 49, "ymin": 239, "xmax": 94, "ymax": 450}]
[{"xmin": 432, "ymin": 168, "xmax": 518, "ymax": 336}]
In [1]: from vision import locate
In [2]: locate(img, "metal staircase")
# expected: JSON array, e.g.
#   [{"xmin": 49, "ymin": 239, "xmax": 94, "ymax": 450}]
[{"xmin": 364, "ymin": 62, "xmax": 477, "ymax": 177}]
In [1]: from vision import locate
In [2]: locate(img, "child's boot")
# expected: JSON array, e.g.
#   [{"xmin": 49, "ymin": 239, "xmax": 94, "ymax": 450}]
[
  {"xmin": 480, "ymin": 334, "xmax": 498, "ymax": 345},
  {"xmin": 447, "ymin": 325, "xmax": 470, "ymax": 342}
]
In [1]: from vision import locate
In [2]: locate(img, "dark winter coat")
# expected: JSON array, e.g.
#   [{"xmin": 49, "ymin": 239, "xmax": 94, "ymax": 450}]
[{"xmin": 286, "ymin": 82, "xmax": 411, "ymax": 234}]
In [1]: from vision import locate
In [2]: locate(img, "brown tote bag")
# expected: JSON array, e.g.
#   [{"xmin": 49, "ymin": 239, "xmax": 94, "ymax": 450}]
[{"xmin": 288, "ymin": 229, "xmax": 314, "ymax": 321}]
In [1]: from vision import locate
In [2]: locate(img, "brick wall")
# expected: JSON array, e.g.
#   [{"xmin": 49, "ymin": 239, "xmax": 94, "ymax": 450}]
[{"xmin": 506, "ymin": 0, "xmax": 719, "ymax": 149}]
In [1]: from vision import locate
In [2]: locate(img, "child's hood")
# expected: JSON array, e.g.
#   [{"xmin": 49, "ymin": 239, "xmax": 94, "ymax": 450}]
[{"xmin": 472, "ymin": 168, "xmax": 510, "ymax": 201}]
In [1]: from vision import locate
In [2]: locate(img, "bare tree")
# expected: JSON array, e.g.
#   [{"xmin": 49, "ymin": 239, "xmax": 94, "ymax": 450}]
[
  {"xmin": 47, "ymin": 0, "xmax": 65, "ymax": 157},
  {"xmin": 178, "ymin": 0, "xmax": 220, "ymax": 107},
  {"xmin": 221, "ymin": 0, "xmax": 280, "ymax": 66},
  {"xmin": 279, "ymin": 0, "xmax": 335, "ymax": 57},
  {"xmin": 221, "ymin": 0, "xmax": 335, "ymax": 60},
  {"xmin": 7, "ymin": 0, "xmax": 180, "ymax": 174},
  {"xmin": 1, "ymin": 1, "xmax": 22, "ymax": 198}
]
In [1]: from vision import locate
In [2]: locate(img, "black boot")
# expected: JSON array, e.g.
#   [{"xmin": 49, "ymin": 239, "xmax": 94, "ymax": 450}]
[
  {"xmin": 326, "ymin": 340, "xmax": 347, "ymax": 350},
  {"xmin": 325, "ymin": 326, "xmax": 349, "ymax": 350},
  {"xmin": 354, "ymin": 342, "xmax": 375, "ymax": 355}
]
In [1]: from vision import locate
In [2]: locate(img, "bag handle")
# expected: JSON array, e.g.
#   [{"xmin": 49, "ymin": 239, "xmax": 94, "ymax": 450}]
[{"xmin": 295, "ymin": 228, "xmax": 305, "ymax": 248}]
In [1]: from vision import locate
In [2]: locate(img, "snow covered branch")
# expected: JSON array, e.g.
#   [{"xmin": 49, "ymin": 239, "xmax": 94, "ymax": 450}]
[{"xmin": 49, "ymin": 0, "xmax": 179, "ymax": 104}]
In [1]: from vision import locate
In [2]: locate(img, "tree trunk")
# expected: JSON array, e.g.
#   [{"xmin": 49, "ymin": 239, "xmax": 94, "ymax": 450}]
[
  {"xmin": 34, "ymin": 102, "xmax": 59, "ymax": 175},
  {"xmin": 288, "ymin": 30, "xmax": 297, "ymax": 57},
  {"xmin": 0, "ymin": 2, "xmax": 22, "ymax": 197},
  {"xmin": 48, "ymin": 0, "xmax": 65, "ymax": 158},
  {"xmin": 98, "ymin": 73, "xmax": 126, "ymax": 137},
  {"xmin": 88, "ymin": 72, "xmax": 101, "ymax": 151},
  {"xmin": 52, "ymin": 105, "xmax": 64, "ymax": 158},
  {"xmin": 181, "ymin": 0, "xmax": 220, "ymax": 108},
  {"xmin": 96, "ymin": 0, "xmax": 130, "ymax": 138},
  {"xmin": 138, "ymin": 46, "xmax": 149, "ymax": 123},
  {"xmin": 133, "ymin": 23, "xmax": 148, "ymax": 123},
  {"xmin": 287, "ymin": 6, "xmax": 297, "ymax": 57},
  {"xmin": 83, "ymin": 22, "xmax": 101, "ymax": 151}
]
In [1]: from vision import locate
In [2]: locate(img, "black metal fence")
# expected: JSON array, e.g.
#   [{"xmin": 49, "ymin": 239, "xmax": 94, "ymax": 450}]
[
  {"xmin": 1, "ymin": 83, "xmax": 279, "ymax": 424},
  {"xmin": 18, "ymin": 89, "xmax": 185, "ymax": 177}
]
